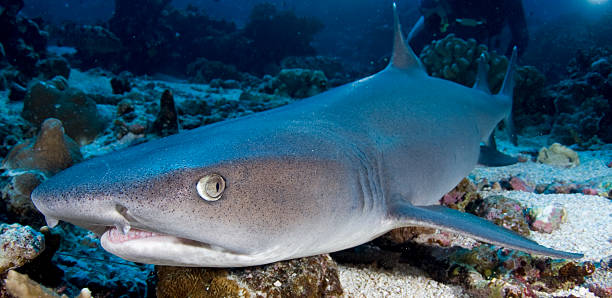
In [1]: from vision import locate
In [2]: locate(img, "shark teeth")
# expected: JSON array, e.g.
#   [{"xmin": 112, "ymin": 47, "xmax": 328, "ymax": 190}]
[
  {"xmin": 106, "ymin": 227, "xmax": 161, "ymax": 243},
  {"xmin": 116, "ymin": 222, "xmax": 131, "ymax": 235},
  {"xmin": 44, "ymin": 215, "xmax": 59, "ymax": 228}
]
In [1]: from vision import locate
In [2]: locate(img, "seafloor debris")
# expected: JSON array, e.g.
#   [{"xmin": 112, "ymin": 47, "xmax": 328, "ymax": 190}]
[
  {"xmin": 156, "ymin": 254, "xmax": 342, "ymax": 297},
  {"xmin": 537, "ymin": 142, "xmax": 580, "ymax": 168}
]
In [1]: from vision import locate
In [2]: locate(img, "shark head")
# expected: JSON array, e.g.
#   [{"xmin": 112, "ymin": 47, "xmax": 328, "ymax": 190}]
[{"xmin": 31, "ymin": 121, "xmax": 360, "ymax": 267}]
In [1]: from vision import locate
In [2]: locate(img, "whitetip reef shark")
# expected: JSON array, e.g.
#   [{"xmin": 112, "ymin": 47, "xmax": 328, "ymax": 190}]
[{"xmin": 31, "ymin": 3, "xmax": 582, "ymax": 267}]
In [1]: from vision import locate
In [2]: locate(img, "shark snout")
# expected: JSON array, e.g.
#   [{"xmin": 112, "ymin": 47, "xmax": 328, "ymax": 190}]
[{"xmin": 31, "ymin": 170, "xmax": 136, "ymax": 234}]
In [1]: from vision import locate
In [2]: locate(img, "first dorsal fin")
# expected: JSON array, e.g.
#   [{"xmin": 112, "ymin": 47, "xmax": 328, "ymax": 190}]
[{"xmin": 390, "ymin": 2, "xmax": 424, "ymax": 71}]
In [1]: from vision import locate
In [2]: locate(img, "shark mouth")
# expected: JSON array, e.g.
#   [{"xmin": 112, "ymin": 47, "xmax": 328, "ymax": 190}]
[
  {"xmin": 98, "ymin": 225, "xmax": 267, "ymax": 267},
  {"xmin": 103, "ymin": 227, "xmax": 164, "ymax": 243}
]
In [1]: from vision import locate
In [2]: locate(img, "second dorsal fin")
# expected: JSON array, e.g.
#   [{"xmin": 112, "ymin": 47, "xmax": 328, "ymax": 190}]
[
  {"xmin": 389, "ymin": 2, "xmax": 424, "ymax": 71},
  {"xmin": 473, "ymin": 53, "xmax": 491, "ymax": 93}
]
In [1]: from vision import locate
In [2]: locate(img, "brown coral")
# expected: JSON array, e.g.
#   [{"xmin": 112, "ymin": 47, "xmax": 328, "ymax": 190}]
[
  {"xmin": 156, "ymin": 267, "xmax": 244, "ymax": 298},
  {"xmin": 156, "ymin": 255, "xmax": 342, "ymax": 298},
  {"xmin": 2, "ymin": 118, "xmax": 82, "ymax": 176},
  {"xmin": 1, "ymin": 118, "xmax": 82, "ymax": 224},
  {"xmin": 21, "ymin": 77, "xmax": 105, "ymax": 145}
]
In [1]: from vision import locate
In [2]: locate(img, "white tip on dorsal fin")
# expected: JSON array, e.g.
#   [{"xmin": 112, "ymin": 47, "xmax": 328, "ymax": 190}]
[
  {"xmin": 499, "ymin": 46, "xmax": 518, "ymax": 96},
  {"xmin": 390, "ymin": 2, "xmax": 424, "ymax": 71},
  {"xmin": 473, "ymin": 53, "xmax": 491, "ymax": 93}
]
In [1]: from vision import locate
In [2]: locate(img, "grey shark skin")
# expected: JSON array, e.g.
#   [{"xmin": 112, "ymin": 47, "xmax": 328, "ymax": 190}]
[{"xmin": 31, "ymin": 4, "xmax": 582, "ymax": 267}]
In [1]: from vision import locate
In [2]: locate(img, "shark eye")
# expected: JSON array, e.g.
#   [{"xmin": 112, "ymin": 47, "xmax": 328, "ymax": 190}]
[{"xmin": 197, "ymin": 174, "xmax": 225, "ymax": 201}]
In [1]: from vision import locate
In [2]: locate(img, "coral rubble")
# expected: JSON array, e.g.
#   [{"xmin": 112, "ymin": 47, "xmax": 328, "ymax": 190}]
[
  {"xmin": 0, "ymin": 223, "xmax": 44, "ymax": 273},
  {"xmin": 537, "ymin": 143, "xmax": 580, "ymax": 168}
]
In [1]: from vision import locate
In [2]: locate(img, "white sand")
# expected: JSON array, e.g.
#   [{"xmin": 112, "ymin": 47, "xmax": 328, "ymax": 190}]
[{"xmin": 339, "ymin": 263, "xmax": 469, "ymax": 297}]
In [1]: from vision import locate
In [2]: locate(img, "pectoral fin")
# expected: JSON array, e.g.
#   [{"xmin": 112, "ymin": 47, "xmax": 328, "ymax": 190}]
[{"xmin": 389, "ymin": 202, "xmax": 583, "ymax": 259}]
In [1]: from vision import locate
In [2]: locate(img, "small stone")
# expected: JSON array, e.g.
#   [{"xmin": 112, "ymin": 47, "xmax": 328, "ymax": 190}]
[
  {"xmin": 128, "ymin": 123, "xmax": 145, "ymax": 135},
  {"xmin": 491, "ymin": 182, "xmax": 502, "ymax": 191},
  {"xmin": 553, "ymin": 184, "xmax": 579, "ymax": 194},
  {"xmin": 273, "ymin": 280, "xmax": 282, "ymax": 287},
  {"xmin": 508, "ymin": 177, "xmax": 534, "ymax": 192},
  {"xmin": 517, "ymin": 155, "xmax": 530, "ymax": 163},
  {"xmin": 581, "ymin": 188, "xmax": 599, "ymax": 195}
]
